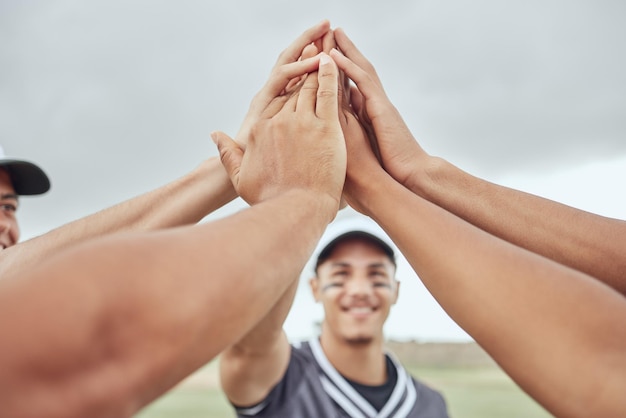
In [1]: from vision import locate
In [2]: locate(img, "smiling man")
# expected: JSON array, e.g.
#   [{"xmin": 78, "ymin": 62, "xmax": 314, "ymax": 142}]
[{"xmin": 220, "ymin": 219, "xmax": 448, "ymax": 417}]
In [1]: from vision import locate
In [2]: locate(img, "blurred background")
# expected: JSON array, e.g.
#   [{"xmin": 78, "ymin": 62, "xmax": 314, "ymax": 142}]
[{"xmin": 2, "ymin": 1, "xmax": 624, "ymax": 415}]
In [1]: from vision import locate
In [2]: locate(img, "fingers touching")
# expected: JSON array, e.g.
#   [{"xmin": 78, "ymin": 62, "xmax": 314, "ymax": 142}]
[
  {"xmin": 284, "ymin": 43, "xmax": 319, "ymax": 95},
  {"xmin": 333, "ymin": 28, "xmax": 381, "ymax": 88},
  {"xmin": 217, "ymin": 22, "xmax": 398, "ymax": 209},
  {"xmin": 235, "ymin": 21, "xmax": 332, "ymax": 148},
  {"xmin": 258, "ymin": 54, "xmax": 323, "ymax": 116},
  {"xmin": 274, "ymin": 20, "xmax": 330, "ymax": 68},
  {"xmin": 261, "ymin": 20, "xmax": 331, "ymax": 103},
  {"xmin": 294, "ymin": 44, "xmax": 321, "ymax": 113},
  {"xmin": 316, "ymin": 55, "xmax": 340, "ymax": 120}
]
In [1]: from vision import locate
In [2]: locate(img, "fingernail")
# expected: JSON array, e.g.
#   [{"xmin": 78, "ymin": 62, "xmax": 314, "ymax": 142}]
[
  {"xmin": 210, "ymin": 132, "xmax": 217, "ymax": 144},
  {"xmin": 320, "ymin": 53, "xmax": 331, "ymax": 66}
]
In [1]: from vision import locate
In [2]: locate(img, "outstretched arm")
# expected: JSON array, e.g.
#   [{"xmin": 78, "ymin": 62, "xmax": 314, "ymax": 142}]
[
  {"xmin": 406, "ymin": 159, "xmax": 626, "ymax": 294},
  {"xmin": 0, "ymin": 155, "xmax": 237, "ymax": 280},
  {"xmin": 340, "ymin": 106, "xmax": 626, "ymax": 418},
  {"xmin": 331, "ymin": 29, "xmax": 626, "ymax": 294},
  {"xmin": 0, "ymin": 191, "xmax": 335, "ymax": 418},
  {"xmin": 0, "ymin": 38, "xmax": 345, "ymax": 418}
]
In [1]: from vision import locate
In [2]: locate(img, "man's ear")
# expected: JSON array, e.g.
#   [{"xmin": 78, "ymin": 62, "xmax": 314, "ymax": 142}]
[{"xmin": 309, "ymin": 277, "xmax": 321, "ymax": 302}]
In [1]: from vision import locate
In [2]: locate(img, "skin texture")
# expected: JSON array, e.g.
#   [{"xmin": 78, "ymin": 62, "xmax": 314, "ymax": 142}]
[
  {"xmin": 331, "ymin": 27, "xmax": 626, "ymax": 418},
  {"xmin": 0, "ymin": 21, "xmax": 345, "ymax": 418}
]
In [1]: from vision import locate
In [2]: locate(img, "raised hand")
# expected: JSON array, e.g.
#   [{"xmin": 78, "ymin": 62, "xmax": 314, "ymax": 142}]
[
  {"xmin": 337, "ymin": 90, "xmax": 390, "ymax": 216},
  {"xmin": 331, "ymin": 28, "xmax": 430, "ymax": 190},
  {"xmin": 228, "ymin": 20, "xmax": 331, "ymax": 150},
  {"xmin": 213, "ymin": 53, "xmax": 346, "ymax": 211}
]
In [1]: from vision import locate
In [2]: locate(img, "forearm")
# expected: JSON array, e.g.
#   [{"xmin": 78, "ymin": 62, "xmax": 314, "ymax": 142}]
[
  {"xmin": 407, "ymin": 157, "xmax": 626, "ymax": 293},
  {"xmin": 0, "ymin": 189, "xmax": 334, "ymax": 418},
  {"xmin": 220, "ymin": 280, "xmax": 298, "ymax": 405},
  {"xmin": 227, "ymin": 280, "xmax": 298, "ymax": 355},
  {"xmin": 356, "ymin": 173, "xmax": 626, "ymax": 417},
  {"xmin": 0, "ymin": 157, "xmax": 237, "ymax": 279}
]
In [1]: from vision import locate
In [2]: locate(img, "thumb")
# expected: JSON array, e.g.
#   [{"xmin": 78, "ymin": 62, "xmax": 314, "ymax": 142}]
[{"xmin": 211, "ymin": 131, "xmax": 243, "ymax": 186}]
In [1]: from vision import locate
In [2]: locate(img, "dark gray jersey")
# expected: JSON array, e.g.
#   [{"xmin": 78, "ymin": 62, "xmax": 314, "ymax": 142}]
[{"xmin": 234, "ymin": 339, "xmax": 448, "ymax": 418}]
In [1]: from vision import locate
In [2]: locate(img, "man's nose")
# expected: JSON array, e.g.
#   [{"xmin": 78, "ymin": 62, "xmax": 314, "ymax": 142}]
[{"xmin": 346, "ymin": 276, "xmax": 373, "ymax": 296}]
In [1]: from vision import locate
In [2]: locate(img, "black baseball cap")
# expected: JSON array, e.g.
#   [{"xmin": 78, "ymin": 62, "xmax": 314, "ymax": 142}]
[{"xmin": 0, "ymin": 145, "xmax": 50, "ymax": 195}]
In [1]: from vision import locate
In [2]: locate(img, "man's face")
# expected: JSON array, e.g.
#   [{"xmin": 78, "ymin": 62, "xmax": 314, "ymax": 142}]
[
  {"xmin": 0, "ymin": 169, "xmax": 20, "ymax": 249},
  {"xmin": 311, "ymin": 238, "xmax": 399, "ymax": 346}
]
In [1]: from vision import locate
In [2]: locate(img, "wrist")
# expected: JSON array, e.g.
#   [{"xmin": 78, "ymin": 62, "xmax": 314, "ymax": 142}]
[
  {"xmin": 345, "ymin": 169, "xmax": 392, "ymax": 217},
  {"xmin": 276, "ymin": 189, "xmax": 340, "ymax": 226},
  {"xmin": 404, "ymin": 156, "xmax": 448, "ymax": 198},
  {"xmin": 180, "ymin": 157, "xmax": 238, "ymax": 213},
  {"xmin": 407, "ymin": 156, "xmax": 473, "ymax": 214}
]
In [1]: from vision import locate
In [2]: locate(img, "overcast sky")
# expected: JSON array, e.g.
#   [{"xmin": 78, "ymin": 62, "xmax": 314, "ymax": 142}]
[{"xmin": 1, "ymin": 0, "xmax": 624, "ymax": 341}]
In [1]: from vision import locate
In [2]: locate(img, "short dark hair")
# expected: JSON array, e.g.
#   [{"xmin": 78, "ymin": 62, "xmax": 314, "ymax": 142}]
[{"xmin": 315, "ymin": 231, "xmax": 396, "ymax": 272}]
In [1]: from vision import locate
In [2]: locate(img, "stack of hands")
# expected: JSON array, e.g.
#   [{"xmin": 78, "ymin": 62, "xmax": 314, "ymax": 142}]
[{"xmin": 211, "ymin": 20, "xmax": 428, "ymax": 223}]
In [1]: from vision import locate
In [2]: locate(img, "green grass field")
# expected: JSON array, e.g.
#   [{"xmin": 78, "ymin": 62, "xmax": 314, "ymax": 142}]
[
  {"xmin": 409, "ymin": 366, "xmax": 552, "ymax": 418},
  {"xmin": 136, "ymin": 361, "xmax": 552, "ymax": 418}
]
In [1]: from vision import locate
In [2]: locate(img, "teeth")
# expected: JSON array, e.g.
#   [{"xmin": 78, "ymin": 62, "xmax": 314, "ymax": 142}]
[{"xmin": 349, "ymin": 307, "xmax": 372, "ymax": 314}]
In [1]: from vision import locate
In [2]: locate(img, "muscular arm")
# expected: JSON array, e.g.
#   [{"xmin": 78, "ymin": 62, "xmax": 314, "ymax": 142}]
[
  {"xmin": 342, "ymin": 122, "xmax": 626, "ymax": 418},
  {"xmin": 0, "ymin": 157, "xmax": 236, "ymax": 279},
  {"xmin": 0, "ymin": 191, "xmax": 334, "ymax": 418}
]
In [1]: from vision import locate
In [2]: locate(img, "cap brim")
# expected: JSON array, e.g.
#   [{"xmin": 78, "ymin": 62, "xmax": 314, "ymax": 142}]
[
  {"xmin": 0, "ymin": 159, "xmax": 51, "ymax": 195},
  {"xmin": 313, "ymin": 216, "xmax": 397, "ymax": 272},
  {"xmin": 316, "ymin": 230, "xmax": 396, "ymax": 269}
]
